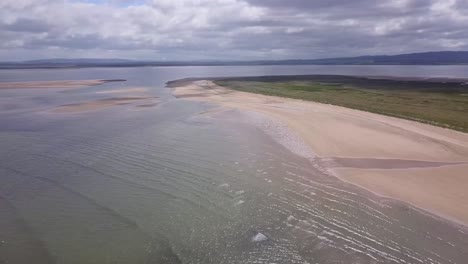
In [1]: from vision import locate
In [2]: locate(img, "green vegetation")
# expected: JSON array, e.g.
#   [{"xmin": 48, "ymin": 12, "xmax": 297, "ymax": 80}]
[{"xmin": 214, "ymin": 75, "xmax": 468, "ymax": 132}]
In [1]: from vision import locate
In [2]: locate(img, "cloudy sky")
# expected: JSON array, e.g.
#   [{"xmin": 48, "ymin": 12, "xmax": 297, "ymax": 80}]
[{"xmin": 1, "ymin": 0, "xmax": 467, "ymax": 61}]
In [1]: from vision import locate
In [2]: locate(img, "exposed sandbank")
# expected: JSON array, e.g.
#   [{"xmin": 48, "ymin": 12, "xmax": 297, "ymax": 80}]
[
  {"xmin": 94, "ymin": 87, "xmax": 149, "ymax": 94},
  {"xmin": 0, "ymin": 79, "xmax": 125, "ymax": 89},
  {"xmin": 52, "ymin": 97, "xmax": 158, "ymax": 113},
  {"xmin": 0, "ymin": 78, "xmax": 158, "ymax": 113},
  {"xmin": 171, "ymin": 80, "xmax": 468, "ymax": 226}
]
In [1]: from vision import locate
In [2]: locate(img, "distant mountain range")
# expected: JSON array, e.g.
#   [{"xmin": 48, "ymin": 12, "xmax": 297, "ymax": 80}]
[
  {"xmin": 299, "ymin": 51, "xmax": 468, "ymax": 65},
  {"xmin": 24, "ymin": 58, "xmax": 134, "ymax": 64},
  {"xmin": 1, "ymin": 51, "xmax": 468, "ymax": 69}
]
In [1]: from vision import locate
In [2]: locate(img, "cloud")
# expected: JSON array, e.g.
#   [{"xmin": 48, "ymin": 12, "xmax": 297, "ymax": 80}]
[{"xmin": 0, "ymin": 0, "xmax": 467, "ymax": 60}]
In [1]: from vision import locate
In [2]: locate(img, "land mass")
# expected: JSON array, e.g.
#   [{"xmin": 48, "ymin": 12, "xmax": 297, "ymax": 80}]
[
  {"xmin": 2, "ymin": 51, "xmax": 468, "ymax": 69},
  {"xmin": 212, "ymin": 75, "xmax": 468, "ymax": 132},
  {"xmin": 169, "ymin": 77, "xmax": 468, "ymax": 226}
]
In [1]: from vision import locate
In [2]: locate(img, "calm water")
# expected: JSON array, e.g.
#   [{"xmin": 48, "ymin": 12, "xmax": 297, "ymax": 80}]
[{"xmin": 1, "ymin": 65, "xmax": 468, "ymax": 264}]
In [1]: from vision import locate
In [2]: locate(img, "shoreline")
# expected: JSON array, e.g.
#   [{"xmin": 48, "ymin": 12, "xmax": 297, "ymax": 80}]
[
  {"xmin": 211, "ymin": 75, "xmax": 468, "ymax": 132},
  {"xmin": 332, "ymin": 164, "xmax": 468, "ymax": 229},
  {"xmin": 166, "ymin": 74, "xmax": 468, "ymax": 85},
  {"xmin": 170, "ymin": 79, "xmax": 468, "ymax": 227}
]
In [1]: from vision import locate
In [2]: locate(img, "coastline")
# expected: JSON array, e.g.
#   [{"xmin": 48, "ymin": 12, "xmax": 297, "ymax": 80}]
[{"xmin": 170, "ymin": 79, "xmax": 468, "ymax": 226}]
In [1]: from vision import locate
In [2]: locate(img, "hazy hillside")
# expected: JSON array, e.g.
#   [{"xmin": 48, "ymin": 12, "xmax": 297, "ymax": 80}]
[
  {"xmin": 1, "ymin": 51, "xmax": 468, "ymax": 69},
  {"xmin": 305, "ymin": 51, "xmax": 468, "ymax": 65}
]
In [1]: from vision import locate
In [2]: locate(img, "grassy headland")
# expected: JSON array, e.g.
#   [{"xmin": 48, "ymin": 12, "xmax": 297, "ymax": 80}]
[{"xmin": 214, "ymin": 75, "xmax": 468, "ymax": 132}]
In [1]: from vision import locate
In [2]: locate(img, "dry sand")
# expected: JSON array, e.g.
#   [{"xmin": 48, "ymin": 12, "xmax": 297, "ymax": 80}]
[
  {"xmin": 0, "ymin": 79, "xmax": 123, "ymax": 89},
  {"xmin": 172, "ymin": 80, "xmax": 468, "ymax": 226}
]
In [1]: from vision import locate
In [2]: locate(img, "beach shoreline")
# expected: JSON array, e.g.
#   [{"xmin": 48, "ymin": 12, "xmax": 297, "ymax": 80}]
[{"xmin": 170, "ymin": 79, "xmax": 468, "ymax": 227}]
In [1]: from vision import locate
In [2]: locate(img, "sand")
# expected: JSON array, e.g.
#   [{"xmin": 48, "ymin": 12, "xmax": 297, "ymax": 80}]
[
  {"xmin": 334, "ymin": 164, "xmax": 468, "ymax": 226},
  {"xmin": 172, "ymin": 80, "xmax": 468, "ymax": 226},
  {"xmin": 94, "ymin": 87, "xmax": 149, "ymax": 94},
  {"xmin": 52, "ymin": 97, "xmax": 158, "ymax": 113},
  {"xmin": 0, "ymin": 79, "xmax": 124, "ymax": 89}
]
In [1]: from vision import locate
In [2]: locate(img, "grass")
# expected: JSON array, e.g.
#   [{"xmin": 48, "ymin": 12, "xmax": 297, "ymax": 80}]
[{"xmin": 214, "ymin": 75, "xmax": 468, "ymax": 132}]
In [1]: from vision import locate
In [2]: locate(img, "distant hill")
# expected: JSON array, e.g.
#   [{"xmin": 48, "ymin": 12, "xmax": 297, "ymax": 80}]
[
  {"xmin": 299, "ymin": 51, "xmax": 468, "ymax": 65},
  {"xmin": 1, "ymin": 51, "xmax": 468, "ymax": 69},
  {"xmin": 24, "ymin": 58, "xmax": 133, "ymax": 64}
]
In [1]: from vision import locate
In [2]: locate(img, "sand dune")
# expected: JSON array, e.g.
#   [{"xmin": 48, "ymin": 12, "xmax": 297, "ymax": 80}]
[{"xmin": 172, "ymin": 80, "xmax": 468, "ymax": 226}]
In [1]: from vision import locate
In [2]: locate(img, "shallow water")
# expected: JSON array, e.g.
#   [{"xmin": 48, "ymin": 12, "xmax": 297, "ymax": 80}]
[{"xmin": 1, "ymin": 65, "xmax": 468, "ymax": 264}]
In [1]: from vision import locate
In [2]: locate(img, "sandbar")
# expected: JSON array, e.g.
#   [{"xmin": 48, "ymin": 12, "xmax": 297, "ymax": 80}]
[
  {"xmin": 0, "ymin": 79, "xmax": 125, "ymax": 89},
  {"xmin": 52, "ymin": 97, "xmax": 158, "ymax": 113},
  {"xmin": 94, "ymin": 87, "xmax": 149, "ymax": 94}
]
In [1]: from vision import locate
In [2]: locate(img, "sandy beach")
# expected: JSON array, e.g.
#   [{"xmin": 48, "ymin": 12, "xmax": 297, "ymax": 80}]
[{"xmin": 172, "ymin": 80, "xmax": 468, "ymax": 226}]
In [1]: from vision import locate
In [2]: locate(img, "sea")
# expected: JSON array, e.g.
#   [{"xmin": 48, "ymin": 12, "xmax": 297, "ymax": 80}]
[{"xmin": 1, "ymin": 65, "xmax": 468, "ymax": 264}]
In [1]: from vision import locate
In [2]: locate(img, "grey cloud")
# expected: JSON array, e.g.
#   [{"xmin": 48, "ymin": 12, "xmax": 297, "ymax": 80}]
[
  {"xmin": 0, "ymin": 0, "xmax": 467, "ymax": 60},
  {"xmin": 2, "ymin": 19, "xmax": 49, "ymax": 33}
]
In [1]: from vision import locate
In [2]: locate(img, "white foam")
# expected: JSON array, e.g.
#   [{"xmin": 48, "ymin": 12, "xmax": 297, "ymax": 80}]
[
  {"xmin": 251, "ymin": 232, "xmax": 268, "ymax": 242},
  {"xmin": 235, "ymin": 200, "xmax": 245, "ymax": 206},
  {"xmin": 244, "ymin": 110, "xmax": 316, "ymax": 161}
]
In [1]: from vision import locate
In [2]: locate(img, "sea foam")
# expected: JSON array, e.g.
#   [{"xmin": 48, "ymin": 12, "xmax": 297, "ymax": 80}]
[{"xmin": 244, "ymin": 110, "xmax": 316, "ymax": 161}]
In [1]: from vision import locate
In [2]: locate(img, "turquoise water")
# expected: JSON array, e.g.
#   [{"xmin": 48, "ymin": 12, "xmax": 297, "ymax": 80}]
[{"xmin": 1, "ymin": 66, "xmax": 468, "ymax": 264}]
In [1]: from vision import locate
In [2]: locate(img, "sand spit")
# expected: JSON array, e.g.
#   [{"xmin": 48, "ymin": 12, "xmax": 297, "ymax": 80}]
[
  {"xmin": 94, "ymin": 87, "xmax": 149, "ymax": 94},
  {"xmin": 172, "ymin": 80, "xmax": 468, "ymax": 226},
  {"xmin": 0, "ymin": 79, "xmax": 125, "ymax": 89},
  {"xmin": 52, "ymin": 97, "xmax": 158, "ymax": 113}
]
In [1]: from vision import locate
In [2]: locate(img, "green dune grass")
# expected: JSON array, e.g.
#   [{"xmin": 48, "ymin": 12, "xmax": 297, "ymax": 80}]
[{"xmin": 214, "ymin": 75, "xmax": 468, "ymax": 132}]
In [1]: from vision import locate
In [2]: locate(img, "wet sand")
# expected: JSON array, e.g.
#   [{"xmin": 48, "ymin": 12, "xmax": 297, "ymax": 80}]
[
  {"xmin": 52, "ymin": 97, "xmax": 158, "ymax": 113},
  {"xmin": 0, "ymin": 79, "xmax": 125, "ymax": 89},
  {"xmin": 94, "ymin": 87, "xmax": 149, "ymax": 94},
  {"xmin": 172, "ymin": 80, "xmax": 468, "ymax": 226}
]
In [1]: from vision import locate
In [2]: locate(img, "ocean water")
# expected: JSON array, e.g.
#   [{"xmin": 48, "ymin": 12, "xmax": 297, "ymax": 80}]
[{"xmin": 1, "ymin": 65, "xmax": 468, "ymax": 264}]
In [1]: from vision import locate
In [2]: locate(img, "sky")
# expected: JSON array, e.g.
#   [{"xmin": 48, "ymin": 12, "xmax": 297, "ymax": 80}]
[{"xmin": 1, "ymin": 0, "xmax": 467, "ymax": 61}]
